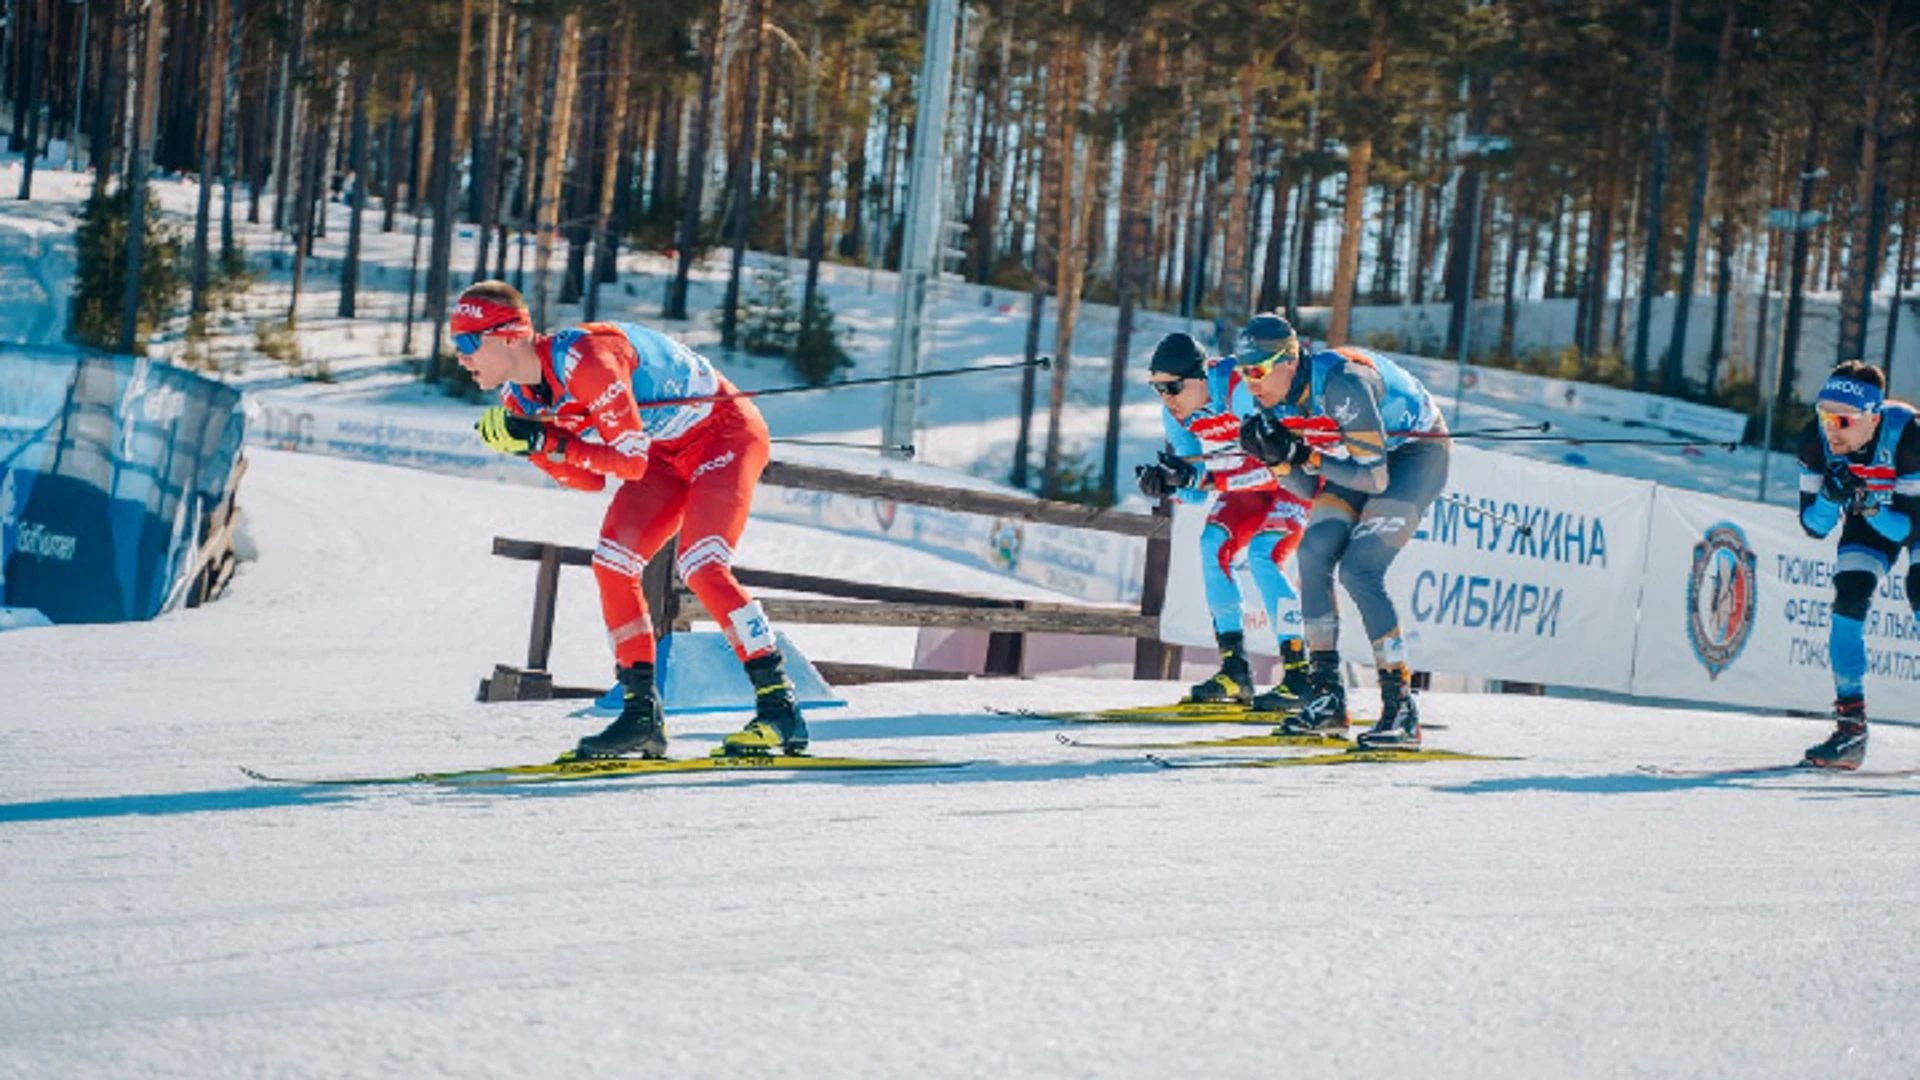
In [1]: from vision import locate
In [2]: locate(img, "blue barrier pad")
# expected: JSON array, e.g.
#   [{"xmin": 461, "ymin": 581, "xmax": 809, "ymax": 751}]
[
  {"xmin": 588, "ymin": 631, "xmax": 847, "ymax": 716},
  {"xmin": 0, "ymin": 606, "xmax": 52, "ymax": 632}
]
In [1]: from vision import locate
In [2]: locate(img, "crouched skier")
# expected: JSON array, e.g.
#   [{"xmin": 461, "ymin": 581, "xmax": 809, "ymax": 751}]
[
  {"xmin": 1136, "ymin": 326, "xmax": 1318, "ymax": 711},
  {"xmin": 1237, "ymin": 323, "xmax": 1449, "ymax": 748},
  {"xmin": 452, "ymin": 280, "xmax": 807, "ymax": 759},
  {"xmin": 1794, "ymin": 360, "xmax": 1920, "ymax": 770}
]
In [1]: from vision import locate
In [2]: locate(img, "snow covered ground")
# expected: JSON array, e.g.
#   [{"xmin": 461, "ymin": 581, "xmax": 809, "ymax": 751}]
[{"xmin": 5, "ymin": 448, "xmax": 1920, "ymax": 1079}]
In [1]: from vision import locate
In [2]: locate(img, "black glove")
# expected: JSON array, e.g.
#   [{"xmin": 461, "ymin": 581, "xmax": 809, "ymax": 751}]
[
  {"xmin": 1135, "ymin": 463, "xmax": 1174, "ymax": 500},
  {"xmin": 1820, "ymin": 459, "xmax": 1859, "ymax": 505},
  {"xmin": 1239, "ymin": 413, "xmax": 1311, "ymax": 467},
  {"xmin": 1156, "ymin": 448, "xmax": 1199, "ymax": 489}
]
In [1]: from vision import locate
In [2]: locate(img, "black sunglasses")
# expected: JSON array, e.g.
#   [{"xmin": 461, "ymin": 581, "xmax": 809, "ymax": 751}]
[{"xmin": 1151, "ymin": 378, "xmax": 1187, "ymax": 397}]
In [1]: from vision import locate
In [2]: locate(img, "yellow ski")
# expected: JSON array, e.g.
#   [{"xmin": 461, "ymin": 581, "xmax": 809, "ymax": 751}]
[
  {"xmin": 1056, "ymin": 731, "xmax": 1351, "ymax": 751},
  {"xmin": 992, "ymin": 702, "xmax": 1288, "ymax": 725},
  {"xmin": 1146, "ymin": 748, "xmax": 1514, "ymax": 769}
]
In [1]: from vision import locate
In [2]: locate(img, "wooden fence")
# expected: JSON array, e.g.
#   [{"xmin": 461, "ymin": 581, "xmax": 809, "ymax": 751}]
[
  {"xmin": 183, "ymin": 454, "xmax": 248, "ymax": 608},
  {"xmin": 479, "ymin": 460, "xmax": 1181, "ymax": 702}
]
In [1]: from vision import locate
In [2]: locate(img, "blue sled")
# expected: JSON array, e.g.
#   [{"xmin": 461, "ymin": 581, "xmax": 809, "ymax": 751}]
[{"xmin": 588, "ymin": 630, "xmax": 847, "ymax": 716}]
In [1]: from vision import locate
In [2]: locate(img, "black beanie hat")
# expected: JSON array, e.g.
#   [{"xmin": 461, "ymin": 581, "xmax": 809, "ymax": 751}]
[{"xmin": 1149, "ymin": 333, "xmax": 1207, "ymax": 379}]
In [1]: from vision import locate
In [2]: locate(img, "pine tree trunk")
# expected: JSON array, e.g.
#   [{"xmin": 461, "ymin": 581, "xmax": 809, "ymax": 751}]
[
  {"xmin": 1632, "ymin": 0, "xmax": 1681, "ymax": 389},
  {"xmin": 1102, "ymin": 44, "xmax": 1159, "ymax": 503},
  {"xmin": 586, "ymin": 24, "xmax": 632, "ymax": 321},
  {"xmin": 800, "ymin": 53, "xmax": 846, "ymax": 350},
  {"xmin": 118, "ymin": 0, "xmax": 165, "ymax": 354},
  {"xmin": 1217, "ymin": 59, "xmax": 1259, "ymax": 331},
  {"xmin": 1500, "ymin": 199, "xmax": 1523, "ymax": 357},
  {"xmin": 1838, "ymin": 0, "xmax": 1896, "ymax": 363},
  {"xmin": 338, "ymin": 66, "xmax": 370, "ymax": 318},
  {"xmin": 15, "ymin": 0, "xmax": 45, "ymax": 198},
  {"xmin": 1017, "ymin": 44, "xmax": 1063, "ymax": 493},
  {"xmin": 1781, "ymin": 118, "xmax": 1822, "ymax": 406},
  {"xmin": 1330, "ymin": 0, "xmax": 1387, "ymax": 345},
  {"xmin": 1042, "ymin": 29, "xmax": 1089, "ymax": 499},
  {"xmin": 665, "ymin": 12, "xmax": 718, "ymax": 321},
  {"xmin": 273, "ymin": 0, "xmax": 308, "ymax": 233},
  {"xmin": 1257, "ymin": 151, "xmax": 1290, "ymax": 312},
  {"xmin": 471, "ymin": 0, "xmax": 504, "ymax": 279},
  {"xmin": 532, "ymin": 15, "xmax": 582, "ymax": 328},
  {"xmin": 719, "ymin": 0, "xmax": 765, "ymax": 350},
  {"xmin": 188, "ymin": 0, "xmax": 230, "ymax": 312},
  {"xmin": 424, "ymin": 0, "xmax": 475, "ymax": 376},
  {"xmin": 560, "ymin": 36, "xmax": 602, "ymax": 306},
  {"xmin": 496, "ymin": 17, "xmax": 531, "ymax": 278}
]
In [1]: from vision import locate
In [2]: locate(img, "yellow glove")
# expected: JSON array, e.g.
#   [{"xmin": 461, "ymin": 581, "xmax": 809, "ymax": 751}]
[{"xmin": 476, "ymin": 406, "xmax": 544, "ymax": 457}]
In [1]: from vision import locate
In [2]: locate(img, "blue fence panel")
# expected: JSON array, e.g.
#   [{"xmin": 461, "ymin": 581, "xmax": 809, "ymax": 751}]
[{"xmin": 0, "ymin": 344, "xmax": 244, "ymax": 624}]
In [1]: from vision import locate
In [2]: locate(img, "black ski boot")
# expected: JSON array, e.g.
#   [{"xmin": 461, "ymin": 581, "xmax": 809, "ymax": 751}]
[
  {"xmin": 1277, "ymin": 653, "xmax": 1348, "ymax": 735},
  {"xmin": 1803, "ymin": 697, "xmax": 1868, "ymax": 770},
  {"xmin": 575, "ymin": 662, "xmax": 668, "ymax": 759},
  {"xmin": 720, "ymin": 651, "xmax": 810, "ymax": 755},
  {"xmin": 1357, "ymin": 666, "xmax": 1421, "ymax": 749},
  {"xmin": 1251, "ymin": 640, "xmax": 1312, "ymax": 713},
  {"xmin": 1186, "ymin": 631, "xmax": 1254, "ymax": 705}
]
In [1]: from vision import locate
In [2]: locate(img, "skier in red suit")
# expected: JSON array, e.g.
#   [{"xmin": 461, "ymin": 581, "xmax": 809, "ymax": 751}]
[{"xmin": 451, "ymin": 280, "xmax": 806, "ymax": 760}]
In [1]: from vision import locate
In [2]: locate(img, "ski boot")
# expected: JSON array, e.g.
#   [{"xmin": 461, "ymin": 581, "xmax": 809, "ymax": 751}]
[
  {"xmin": 719, "ymin": 651, "xmax": 811, "ymax": 756},
  {"xmin": 1803, "ymin": 697, "xmax": 1868, "ymax": 770},
  {"xmin": 1251, "ymin": 640, "xmax": 1312, "ymax": 714},
  {"xmin": 1185, "ymin": 631, "xmax": 1254, "ymax": 705},
  {"xmin": 1356, "ymin": 666, "xmax": 1422, "ymax": 749},
  {"xmin": 1276, "ymin": 653, "xmax": 1348, "ymax": 735},
  {"xmin": 575, "ymin": 662, "xmax": 668, "ymax": 759}
]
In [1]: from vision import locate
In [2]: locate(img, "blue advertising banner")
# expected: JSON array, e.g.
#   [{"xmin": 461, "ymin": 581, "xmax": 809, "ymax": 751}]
[{"xmin": 0, "ymin": 345, "xmax": 244, "ymax": 624}]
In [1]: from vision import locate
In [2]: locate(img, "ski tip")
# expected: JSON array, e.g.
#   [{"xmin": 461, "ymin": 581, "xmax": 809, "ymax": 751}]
[{"xmin": 1054, "ymin": 733, "xmax": 1075, "ymax": 746}]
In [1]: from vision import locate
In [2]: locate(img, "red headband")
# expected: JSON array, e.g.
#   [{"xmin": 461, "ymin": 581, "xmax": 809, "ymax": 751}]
[{"xmin": 450, "ymin": 296, "xmax": 532, "ymax": 337}]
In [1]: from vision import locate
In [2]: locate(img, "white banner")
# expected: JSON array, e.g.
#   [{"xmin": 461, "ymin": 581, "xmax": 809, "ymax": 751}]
[
  {"xmin": 1629, "ymin": 486, "xmax": 1920, "ymax": 722},
  {"xmin": 246, "ymin": 393, "xmax": 529, "ymax": 484},
  {"xmin": 1160, "ymin": 446, "xmax": 1654, "ymax": 691},
  {"xmin": 1390, "ymin": 353, "xmax": 1751, "ymax": 444},
  {"xmin": 245, "ymin": 393, "xmax": 1149, "ymax": 605}
]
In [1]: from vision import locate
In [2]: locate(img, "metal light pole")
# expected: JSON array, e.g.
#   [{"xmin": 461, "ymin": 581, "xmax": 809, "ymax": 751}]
[
  {"xmin": 1451, "ymin": 134, "xmax": 1509, "ymax": 427},
  {"xmin": 1756, "ymin": 174, "xmax": 1829, "ymax": 503},
  {"xmin": 879, "ymin": 0, "xmax": 959, "ymax": 458},
  {"xmin": 1756, "ymin": 271, "xmax": 1789, "ymax": 503}
]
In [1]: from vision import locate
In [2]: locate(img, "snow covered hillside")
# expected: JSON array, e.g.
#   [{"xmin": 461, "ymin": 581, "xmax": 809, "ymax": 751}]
[{"xmin": 4, "ymin": 447, "xmax": 1919, "ymax": 1079}]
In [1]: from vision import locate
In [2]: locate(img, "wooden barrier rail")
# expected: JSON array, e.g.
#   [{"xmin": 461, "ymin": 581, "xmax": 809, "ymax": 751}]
[{"xmin": 479, "ymin": 461, "xmax": 1180, "ymax": 702}]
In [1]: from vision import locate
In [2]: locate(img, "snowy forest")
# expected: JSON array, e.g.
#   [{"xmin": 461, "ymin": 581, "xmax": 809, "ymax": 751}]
[{"xmin": 4, "ymin": 0, "xmax": 1918, "ymax": 416}]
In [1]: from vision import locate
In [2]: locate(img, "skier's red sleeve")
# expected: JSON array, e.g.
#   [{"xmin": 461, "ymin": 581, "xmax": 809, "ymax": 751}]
[
  {"xmin": 551, "ymin": 335, "xmax": 652, "ymax": 483},
  {"xmin": 498, "ymin": 395, "xmax": 606, "ymax": 491}
]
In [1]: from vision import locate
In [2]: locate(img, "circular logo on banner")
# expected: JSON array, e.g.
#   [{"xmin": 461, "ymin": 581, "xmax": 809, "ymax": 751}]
[
  {"xmin": 1687, "ymin": 522, "xmax": 1758, "ymax": 680},
  {"xmin": 988, "ymin": 519, "xmax": 1024, "ymax": 572}
]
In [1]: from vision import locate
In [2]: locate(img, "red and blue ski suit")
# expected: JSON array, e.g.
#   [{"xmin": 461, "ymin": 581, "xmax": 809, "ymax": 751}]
[
  {"xmin": 1162, "ymin": 357, "xmax": 1318, "ymax": 642},
  {"xmin": 501, "ymin": 322, "xmax": 775, "ymax": 668}
]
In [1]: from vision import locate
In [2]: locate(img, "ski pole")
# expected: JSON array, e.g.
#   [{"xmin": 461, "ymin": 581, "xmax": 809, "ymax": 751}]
[
  {"xmin": 1410, "ymin": 421, "xmax": 1551, "ymax": 440},
  {"xmin": 633, "ymin": 356, "xmax": 1051, "ymax": 409},
  {"xmin": 771, "ymin": 437, "xmax": 916, "ymax": 456},
  {"xmin": 1435, "ymin": 493, "xmax": 1535, "ymax": 537},
  {"xmin": 1460, "ymin": 432, "xmax": 1740, "ymax": 451}
]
